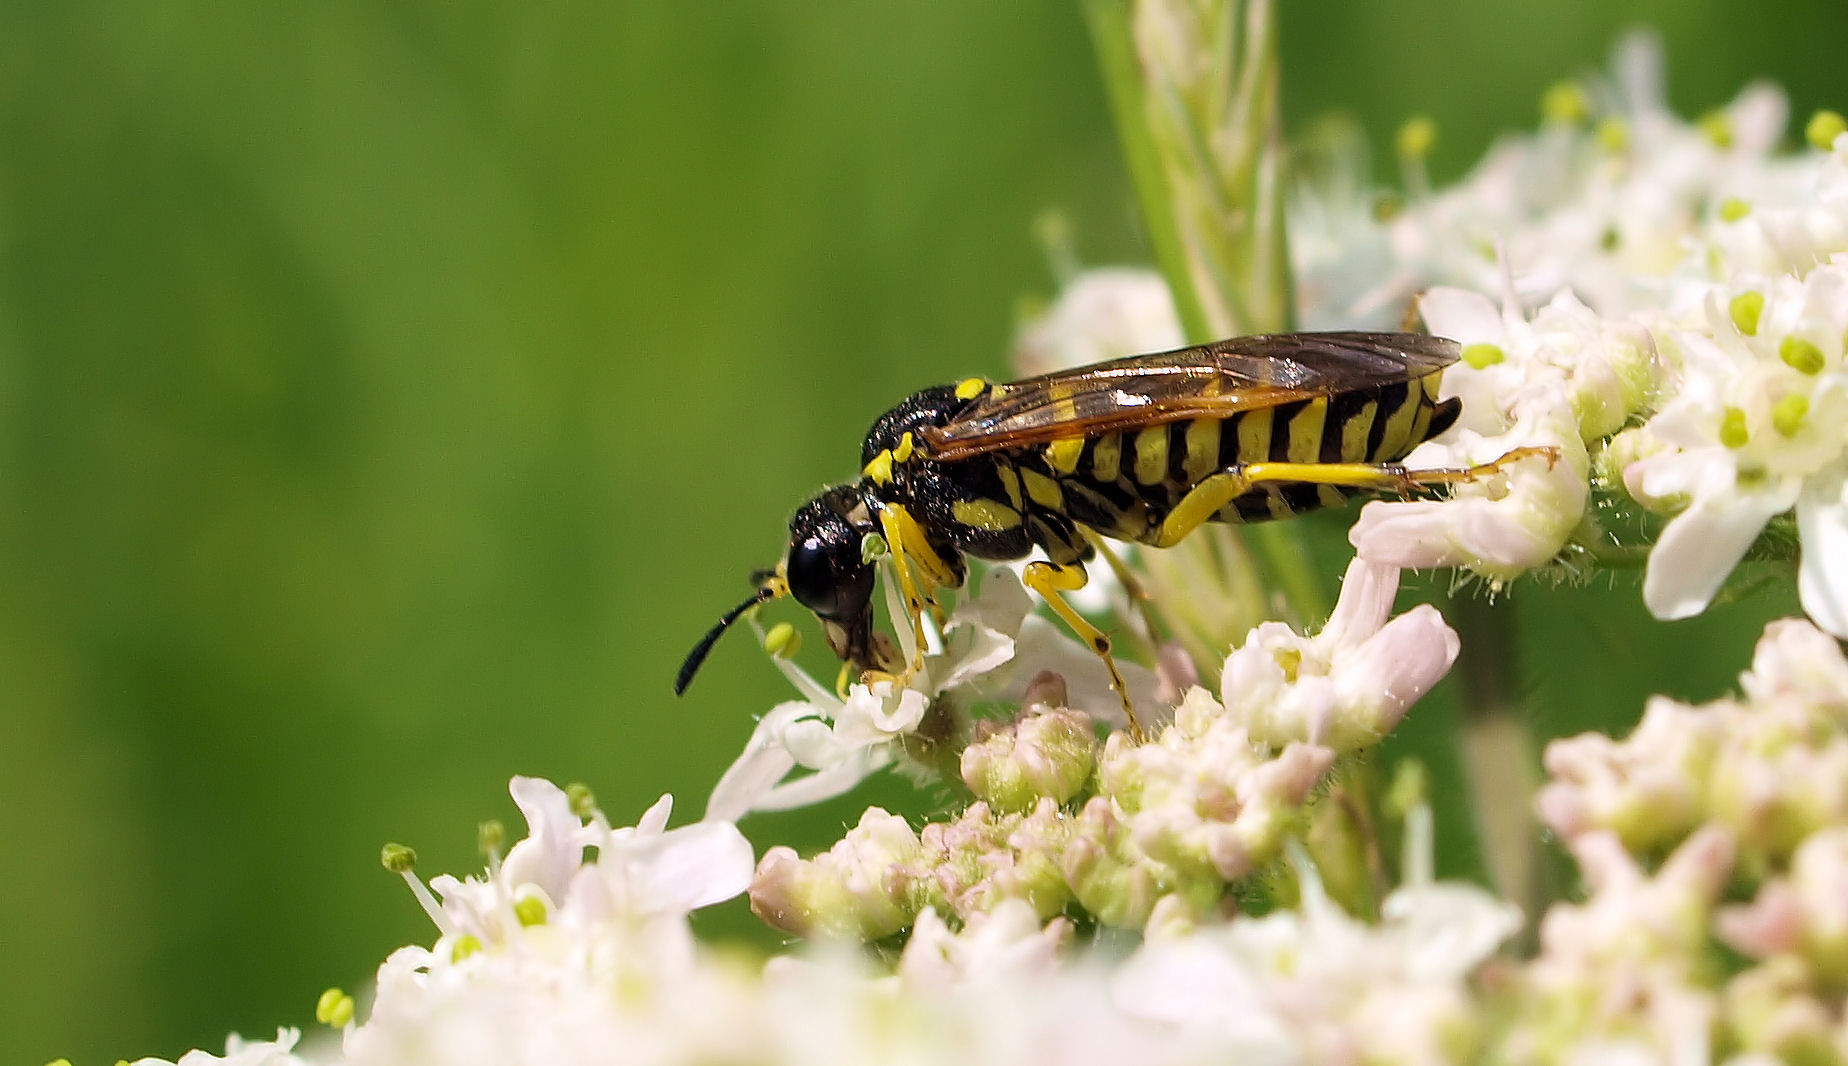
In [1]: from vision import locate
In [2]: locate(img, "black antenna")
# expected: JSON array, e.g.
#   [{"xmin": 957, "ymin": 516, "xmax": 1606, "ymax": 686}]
[{"xmin": 674, "ymin": 587, "xmax": 774, "ymax": 695}]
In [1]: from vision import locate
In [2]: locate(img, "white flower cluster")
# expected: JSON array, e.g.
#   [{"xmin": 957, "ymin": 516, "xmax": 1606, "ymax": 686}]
[
  {"xmin": 1294, "ymin": 32, "xmax": 1848, "ymax": 635},
  {"xmin": 1519, "ymin": 617, "xmax": 1848, "ymax": 1063},
  {"xmin": 747, "ymin": 558, "xmax": 1459, "ymax": 936},
  {"xmin": 127, "ymin": 615, "xmax": 1848, "ymax": 1066},
  {"xmin": 135, "ymin": 776, "xmax": 1523, "ymax": 1066},
  {"xmin": 705, "ymin": 567, "xmax": 1159, "ymax": 822}
]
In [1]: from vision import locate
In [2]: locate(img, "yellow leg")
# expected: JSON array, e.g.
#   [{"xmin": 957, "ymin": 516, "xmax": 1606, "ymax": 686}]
[
  {"xmin": 1079, "ymin": 527, "xmax": 1164, "ymax": 650},
  {"xmin": 1153, "ymin": 445, "xmax": 1559, "ymax": 548},
  {"xmin": 874, "ymin": 507, "xmax": 934, "ymax": 680},
  {"xmin": 1022, "ymin": 559, "xmax": 1146, "ymax": 743}
]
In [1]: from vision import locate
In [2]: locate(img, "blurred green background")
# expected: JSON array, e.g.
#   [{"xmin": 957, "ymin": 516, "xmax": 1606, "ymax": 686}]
[{"xmin": 2, "ymin": 2, "xmax": 1842, "ymax": 1062}]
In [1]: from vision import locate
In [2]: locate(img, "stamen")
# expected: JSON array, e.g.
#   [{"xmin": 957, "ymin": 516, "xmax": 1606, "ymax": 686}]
[
  {"xmin": 1729, "ymin": 290, "xmax": 1765, "ymax": 336},
  {"xmin": 1541, "ymin": 81, "xmax": 1589, "ymax": 125},
  {"xmin": 315, "ymin": 987, "xmax": 356, "ymax": 1029},
  {"xmin": 1807, "ymin": 109, "xmax": 1847, "ymax": 151},
  {"xmin": 381, "ymin": 843, "xmax": 454, "ymax": 935}
]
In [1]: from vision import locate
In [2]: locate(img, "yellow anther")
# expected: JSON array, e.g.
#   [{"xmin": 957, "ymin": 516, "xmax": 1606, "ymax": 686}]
[
  {"xmin": 565, "ymin": 782, "xmax": 597, "ymax": 818},
  {"xmin": 1781, "ymin": 336, "xmax": 1825, "ymax": 374},
  {"xmin": 513, "ymin": 894, "xmax": 548, "ymax": 926},
  {"xmin": 1461, "ymin": 342, "xmax": 1505, "ymax": 369},
  {"xmin": 1699, "ymin": 110, "xmax": 1733, "ymax": 149},
  {"xmin": 451, "ymin": 933, "xmax": 483, "ymax": 961},
  {"xmin": 1773, "ymin": 394, "xmax": 1809, "ymax": 437},
  {"xmin": 863, "ymin": 449, "xmax": 894, "ymax": 485},
  {"xmin": 1542, "ymin": 81, "xmax": 1589, "ymax": 124},
  {"xmin": 893, "ymin": 432, "xmax": 915, "ymax": 463},
  {"xmin": 1595, "ymin": 116, "xmax": 1629, "ymax": 153},
  {"xmin": 1729, "ymin": 290, "xmax": 1765, "ymax": 336},
  {"xmin": 763, "ymin": 621, "xmax": 802, "ymax": 659},
  {"xmin": 1719, "ymin": 405, "xmax": 1750, "ymax": 449},
  {"xmin": 1718, "ymin": 197, "xmax": 1751, "ymax": 222},
  {"xmin": 1807, "ymin": 109, "xmax": 1847, "ymax": 152},
  {"xmin": 380, "ymin": 843, "xmax": 417, "ymax": 873},
  {"xmin": 478, "ymin": 819, "xmax": 505, "ymax": 857},
  {"xmin": 955, "ymin": 377, "xmax": 986, "ymax": 400},
  {"xmin": 1396, "ymin": 116, "xmax": 1437, "ymax": 160},
  {"xmin": 316, "ymin": 987, "xmax": 356, "ymax": 1028}
]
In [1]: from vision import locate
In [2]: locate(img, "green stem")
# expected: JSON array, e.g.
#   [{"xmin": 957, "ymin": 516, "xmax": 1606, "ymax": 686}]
[
  {"xmin": 1448, "ymin": 592, "xmax": 1554, "ymax": 941},
  {"xmin": 1081, "ymin": 0, "xmax": 1215, "ymax": 343}
]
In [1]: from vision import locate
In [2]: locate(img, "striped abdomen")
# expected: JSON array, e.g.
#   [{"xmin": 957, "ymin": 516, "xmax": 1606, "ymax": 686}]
[{"xmin": 1017, "ymin": 372, "xmax": 1455, "ymax": 545}]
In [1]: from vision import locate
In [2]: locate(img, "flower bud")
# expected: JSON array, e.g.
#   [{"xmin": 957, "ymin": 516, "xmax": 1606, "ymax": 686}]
[
  {"xmin": 748, "ymin": 807, "xmax": 928, "ymax": 940},
  {"xmin": 960, "ymin": 708, "xmax": 1100, "ymax": 813}
]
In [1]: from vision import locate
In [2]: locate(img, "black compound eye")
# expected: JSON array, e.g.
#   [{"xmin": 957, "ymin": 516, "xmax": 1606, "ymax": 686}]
[
  {"xmin": 785, "ymin": 487, "xmax": 876, "ymax": 623},
  {"xmin": 786, "ymin": 536, "xmax": 850, "ymax": 619}
]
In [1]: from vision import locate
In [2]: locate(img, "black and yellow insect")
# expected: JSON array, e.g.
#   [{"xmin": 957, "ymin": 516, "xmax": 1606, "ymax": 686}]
[{"xmin": 675, "ymin": 331, "xmax": 1551, "ymax": 736}]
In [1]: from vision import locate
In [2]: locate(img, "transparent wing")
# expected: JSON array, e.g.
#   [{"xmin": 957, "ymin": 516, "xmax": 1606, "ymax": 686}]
[{"xmin": 922, "ymin": 331, "xmax": 1459, "ymax": 461}]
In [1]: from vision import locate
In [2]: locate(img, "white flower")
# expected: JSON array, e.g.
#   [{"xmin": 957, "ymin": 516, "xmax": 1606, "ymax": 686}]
[
  {"xmin": 1628, "ymin": 263, "xmax": 1848, "ymax": 633},
  {"xmin": 1351, "ymin": 390, "xmax": 1586, "ymax": 582},
  {"xmin": 896, "ymin": 901, "xmax": 1071, "ymax": 989},
  {"xmin": 1112, "ymin": 855, "xmax": 1518, "ymax": 1063},
  {"xmin": 707, "ymin": 567, "xmax": 1157, "ymax": 821},
  {"xmin": 1222, "ymin": 556, "xmax": 1460, "ymax": 752},
  {"xmin": 1012, "ymin": 267, "xmax": 1184, "ymax": 376},
  {"xmin": 128, "ymin": 1029, "xmax": 314, "ymax": 1066}
]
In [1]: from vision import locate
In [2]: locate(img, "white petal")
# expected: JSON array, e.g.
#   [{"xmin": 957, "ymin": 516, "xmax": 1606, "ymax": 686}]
[
  {"xmin": 1797, "ymin": 470, "xmax": 1848, "ymax": 637},
  {"xmin": 1643, "ymin": 484, "xmax": 1794, "ymax": 620},
  {"xmin": 752, "ymin": 746, "xmax": 895, "ymax": 812},
  {"xmin": 618, "ymin": 820, "xmax": 756, "ymax": 914},
  {"xmin": 500, "ymin": 777, "xmax": 586, "ymax": 897},
  {"xmin": 1416, "ymin": 287, "xmax": 1504, "ymax": 344},
  {"xmin": 1319, "ymin": 557, "xmax": 1401, "ymax": 650},
  {"xmin": 1332, "ymin": 605, "xmax": 1461, "ymax": 736},
  {"xmin": 703, "ymin": 703, "xmax": 808, "ymax": 822}
]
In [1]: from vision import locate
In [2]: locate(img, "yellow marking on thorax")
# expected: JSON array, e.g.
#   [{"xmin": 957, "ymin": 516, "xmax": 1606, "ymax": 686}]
[
  {"xmin": 1339, "ymin": 401, "xmax": 1378, "ymax": 463},
  {"xmin": 1183, "ymin": 418, "xmax": 1221, "ymax": 483},
  {"xmin": 1376, "ymin": 385, "xmax": 1422, "ymax": 458},
  {"xmin": 1133, "ymin": 425, "xmax": 1168, "ymax": 485},
  {"xmin": 995, "ymin": 465, "xmax": 1024, "ymax": 509},
  {"xmin": 1236, "ymin": 408, "xmax": 1272, "ymax": 465},
  {"xmin": 863, "ymin": 449, "xmax": 895, "ymax": 485},
  {"xmin": 1020, "ymin": 468, "xmax": 1064, "ymax": 509},
  {"xmin": 955, "ymin": 377, "xmax": 986, "ymax": 400},
  {"xmin": 1091, "ymin": 433, "xmax": 1122, "ymax": 481},
  {"xmin": 953, "ymin": 497, "xmax": 1022, "ymax": 531},
  {"xmin": 1285, "ymin": 399, "xmax": 1329, "ymax": 464},
  {"xmin": 1044, "ymin": 436, "xmax": 1085, "ymax": 475},
  {"xmin": 892, "ymin": 432, "xmax": 916, "ymax": 463}
]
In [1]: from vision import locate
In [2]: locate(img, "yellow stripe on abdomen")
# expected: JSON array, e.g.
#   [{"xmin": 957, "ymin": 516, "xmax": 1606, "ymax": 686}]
[
  {"xmin": 1286, "ymin": 399, "xmax": 1329, "ymax": 464},
  {"xmin": 1184, "ymin": 418, "xmax": 1220, "ymax": 483},
  {"xmin": 1133, "ymin": 425, "xmax": 1168, "ymax": 486},
  {"xmin": 1235, "ymin": 408, "xmax": 1272, "ymax": 465},
  {"xmin": 1091, "ymin": 433, "xmax": 1122, "ymax": 482},
  {"xmin": 1339, "ymin": 400, "xmax": 1378, "ymax": 463}
]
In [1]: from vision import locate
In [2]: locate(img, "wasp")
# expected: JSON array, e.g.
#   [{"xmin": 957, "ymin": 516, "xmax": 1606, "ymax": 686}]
[{"xmin": 675, "ymin": 331, "xmax": 1553, "ymax": 737}]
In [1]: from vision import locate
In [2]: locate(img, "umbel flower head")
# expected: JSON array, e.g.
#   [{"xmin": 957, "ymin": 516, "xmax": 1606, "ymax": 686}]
[{"xmin": 1298, "ymin": 31, "xmax": 1848, "ymax": 637}]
